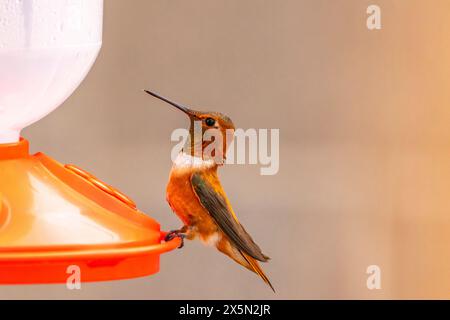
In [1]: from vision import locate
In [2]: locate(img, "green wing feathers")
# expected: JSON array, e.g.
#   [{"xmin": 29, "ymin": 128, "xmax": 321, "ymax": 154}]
[{"xmin": 191, "ymin": 172, "xmax": 270, "ymax": 262}]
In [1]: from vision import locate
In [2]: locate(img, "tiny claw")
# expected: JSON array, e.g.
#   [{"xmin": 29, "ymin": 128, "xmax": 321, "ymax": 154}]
[
  {"xmin": 177, "ymin": 235, "xmax": 186, "ymax": 249},
  {"xmin": 164, "ymin": 230, "xmax": 186, "ymax": 249}
]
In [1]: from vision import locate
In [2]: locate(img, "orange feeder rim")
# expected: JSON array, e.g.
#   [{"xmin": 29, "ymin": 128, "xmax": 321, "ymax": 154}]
[{"xmin": 0, "ymin": 138, "xmax": 180, "ymax": 284}]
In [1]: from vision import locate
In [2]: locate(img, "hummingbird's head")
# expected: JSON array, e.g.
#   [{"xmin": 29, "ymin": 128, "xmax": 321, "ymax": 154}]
[{"xmin": 144, "ymin": 89, "xmax": 235, "ymax": 163}]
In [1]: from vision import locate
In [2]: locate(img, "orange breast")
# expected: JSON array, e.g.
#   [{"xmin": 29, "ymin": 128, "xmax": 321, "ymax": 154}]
[{"xmin": 166, "ymin": 168, "xmax": 218, "ymax": 238}]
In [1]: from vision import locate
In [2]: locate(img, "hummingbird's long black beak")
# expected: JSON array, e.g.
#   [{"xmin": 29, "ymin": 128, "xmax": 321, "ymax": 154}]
[{"xmin": 143, "ymin": 89, "xmax": 194, "ymax": 116}]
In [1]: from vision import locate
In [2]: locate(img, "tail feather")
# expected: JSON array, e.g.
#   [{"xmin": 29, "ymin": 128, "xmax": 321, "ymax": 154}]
[
  {"xmin": 217, "ymin": 236, "xmax": 275, "ymax": 292},
  {"xmin": 241, "ymin": 252, "xmax": 275, "ymax": 292}
]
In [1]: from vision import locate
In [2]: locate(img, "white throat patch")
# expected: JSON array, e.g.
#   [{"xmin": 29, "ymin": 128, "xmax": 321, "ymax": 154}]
[{"xmin": 173, "ymin": 152, "xmax": 216, "ymax": 169}]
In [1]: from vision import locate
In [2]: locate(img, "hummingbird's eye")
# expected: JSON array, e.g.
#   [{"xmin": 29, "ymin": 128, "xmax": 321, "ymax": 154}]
[{"xmin": 205, "ymin": 117, "xmax": 216, "ymax": 127}]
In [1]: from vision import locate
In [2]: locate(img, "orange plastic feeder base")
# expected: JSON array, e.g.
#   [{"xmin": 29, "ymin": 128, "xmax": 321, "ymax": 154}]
[{"xmin": 0, "ymin": 138, "xmax": 180, "ymax": 284}]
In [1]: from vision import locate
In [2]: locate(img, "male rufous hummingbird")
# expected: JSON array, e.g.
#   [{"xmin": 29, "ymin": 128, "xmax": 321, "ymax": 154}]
[{"xmin": 144, "ymin": 90, "xmax": 274, "ymax": 291}]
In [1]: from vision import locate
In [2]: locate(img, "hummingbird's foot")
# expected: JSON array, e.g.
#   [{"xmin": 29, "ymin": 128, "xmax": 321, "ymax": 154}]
[{"xmin": 165, "ymin": 230, "xmax": 187, "ymax": 249}]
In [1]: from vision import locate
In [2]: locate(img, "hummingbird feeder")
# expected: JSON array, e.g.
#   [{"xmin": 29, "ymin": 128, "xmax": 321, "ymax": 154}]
[{"xmin": 0, "ymin": 0, "xmax": 180, "ymax": 284}]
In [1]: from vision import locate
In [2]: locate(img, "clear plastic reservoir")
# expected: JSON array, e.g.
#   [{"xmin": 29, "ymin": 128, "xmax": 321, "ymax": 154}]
[{"xmin": 0, "ymin": 0, "xmax": 103, "ymax": 143}]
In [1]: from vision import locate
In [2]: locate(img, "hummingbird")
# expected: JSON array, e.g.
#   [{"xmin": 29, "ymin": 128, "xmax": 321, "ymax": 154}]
[{"xmin": 144, "ymin": 90, "xmax": 274, "ymax": 291}]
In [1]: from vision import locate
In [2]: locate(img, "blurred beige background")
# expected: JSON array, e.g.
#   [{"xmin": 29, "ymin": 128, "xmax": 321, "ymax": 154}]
[{"xmin": 1, "ymin": 0, "xmax": 450, "ymax": 299}]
